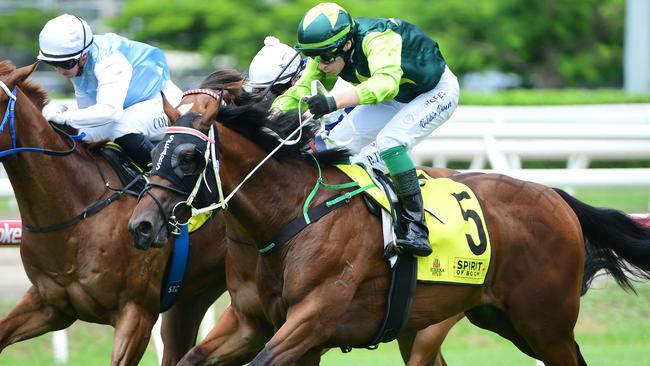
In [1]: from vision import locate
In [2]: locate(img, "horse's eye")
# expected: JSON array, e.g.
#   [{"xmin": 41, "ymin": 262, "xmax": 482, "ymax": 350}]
[{"xmin": 180, "ymin": 152, "xmax": 195, "ymax": 164}]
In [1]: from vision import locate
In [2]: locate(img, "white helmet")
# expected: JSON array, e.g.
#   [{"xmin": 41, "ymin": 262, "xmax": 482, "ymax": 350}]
[
  {"xmin": 37, "ymin": 14, "xmax": 93, "ymax": 62},
  {"xmin": 247, "ymin": 36, "xmax": 304, "ymax": 89}
]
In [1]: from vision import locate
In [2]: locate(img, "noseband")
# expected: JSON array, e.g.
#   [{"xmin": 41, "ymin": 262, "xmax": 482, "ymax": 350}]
[
  {"xmin": 138, "ymin": 88, "xmax": 227, "ymax": 235},
  {"xmin": 140, "ymin": 86, "xmax": 316, "ymax": 236},
  {"xmin": 139, "ymin": 116, "xmax": 222, "ymax": 236}
]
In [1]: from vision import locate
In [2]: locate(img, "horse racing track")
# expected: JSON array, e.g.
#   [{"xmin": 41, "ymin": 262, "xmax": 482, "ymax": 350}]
[{"xmin": 0, "ymin": 209, "xmax": 650, "ymax": 365}]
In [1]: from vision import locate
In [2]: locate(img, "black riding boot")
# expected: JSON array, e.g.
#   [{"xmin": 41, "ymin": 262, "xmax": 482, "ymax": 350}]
[
  {"xmin": 114, "ymin": 133, "xmax": 154, "ymax": 169},
  {"xmin": 393, "ymin": 169, "xmax": 432, "ymax": 257}
]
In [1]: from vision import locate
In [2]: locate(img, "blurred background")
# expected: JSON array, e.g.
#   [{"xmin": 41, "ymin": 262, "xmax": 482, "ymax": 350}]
[
  {"xmin": 1, "ymin": 1, "xmax": 649, "ymax": 365},
  {"xmin": 2, "ymin": 0, "xmax": 649, "ymax": 94}
]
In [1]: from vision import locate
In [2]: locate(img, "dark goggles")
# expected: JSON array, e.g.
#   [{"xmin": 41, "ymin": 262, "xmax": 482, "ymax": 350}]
[
  {"xmin": 302, "ymin": 48, "xmax": 341, "ymax": 64},
  {"xmin": 43, "ymin": 58, "xmax": 80, "ymax": 70}
]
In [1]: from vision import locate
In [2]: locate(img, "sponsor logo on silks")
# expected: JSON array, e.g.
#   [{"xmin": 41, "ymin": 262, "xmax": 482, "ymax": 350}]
[
  {"xmin": 429, "ymin": 255, "xmax": 444, "ymax": 277},
  {"xmin": 453, "ymin": 257, "xmax": 487, "ymax": 279}
]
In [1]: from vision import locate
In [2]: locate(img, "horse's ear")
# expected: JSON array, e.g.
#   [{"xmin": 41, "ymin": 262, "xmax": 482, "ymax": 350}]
[
  {"xmin": 193, "ymin": 95, "xmax": 223, "ymax": 133},
  {"xmin": 161, "ymin": 91, "xmax": 181, "ymax": 125},
  {"xmin": 195, "ymin": 115, "xmax": 215, "ymax": 133},
  {"xmin": 6, "ymin": 61, "xmax": 38, "ymax": 87}
]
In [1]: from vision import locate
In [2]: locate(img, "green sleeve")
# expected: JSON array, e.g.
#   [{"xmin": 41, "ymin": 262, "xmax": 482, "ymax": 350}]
[
  {"xmin": 355, "ymin": 29, "xmax": 403, "ymax": 104},
  {"xmin": 271, "ymin": 58, "xmax": 338, "ymax": 112}
]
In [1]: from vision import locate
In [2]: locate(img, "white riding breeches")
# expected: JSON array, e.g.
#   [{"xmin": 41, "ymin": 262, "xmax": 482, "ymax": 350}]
[
  {"xmin": 327, "ymin": 66, "xmax": 459, "ymax": 171},
  {"xmin": 80, "ymin": 80, "xmax": 183, "ymax": 143}
]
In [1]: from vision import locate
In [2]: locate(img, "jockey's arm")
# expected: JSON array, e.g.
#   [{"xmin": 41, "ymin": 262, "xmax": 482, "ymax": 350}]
[
  {"xmin": 62, "ymin": 52, "xmax": 131, "ymax": 128},
  {"xmin": 271, "ymin": 58, "xmax": 337, "ymax": 113},
  {"xmin": 346, "ymin": 30, "xmax": 403, "ymax": 106}
]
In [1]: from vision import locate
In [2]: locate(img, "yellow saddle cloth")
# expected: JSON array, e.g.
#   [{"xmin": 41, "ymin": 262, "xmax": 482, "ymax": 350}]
[{"xmin": 336, "ymin": 164, "xmax": 491, "ymax": 285}]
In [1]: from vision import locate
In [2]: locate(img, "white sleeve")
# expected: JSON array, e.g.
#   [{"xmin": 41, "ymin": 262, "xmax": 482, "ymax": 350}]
[
  {"xmin": 74, "ymin": 88, "xmax": 94, "ymax": 109},
  {"xmin": 62, "ymin": 52, "xmax": 133, "ymax": 128}
]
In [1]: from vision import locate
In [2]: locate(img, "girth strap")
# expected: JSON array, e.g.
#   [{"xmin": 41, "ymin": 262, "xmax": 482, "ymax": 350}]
[
  {"xmin": 258, "ymin": 193, "xmax": 353, "ymax": 254},
  {"xmin": 369, "ymin": 253, "xmax": 417, "ymax": 345}
]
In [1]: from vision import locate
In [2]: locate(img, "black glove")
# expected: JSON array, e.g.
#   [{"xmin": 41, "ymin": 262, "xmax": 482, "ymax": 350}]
[{"xmin": 305, "ymin": 94, "xmax": 337, "ymax": 119}]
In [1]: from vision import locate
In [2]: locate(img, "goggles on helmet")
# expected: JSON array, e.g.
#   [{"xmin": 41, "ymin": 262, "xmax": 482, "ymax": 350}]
[
  {"xmin": 302, "ymin": 47, "xmax": 341, "ymax": 64},
  {"xmin": 43, "ymin": 57, "xmax": 81, "ymax": 70}
]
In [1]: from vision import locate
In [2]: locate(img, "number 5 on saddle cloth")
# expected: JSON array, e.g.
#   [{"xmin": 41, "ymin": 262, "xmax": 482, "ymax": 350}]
[{"xmin": 258, "ymin": 162, "xmax": 492, "ymax": 349}]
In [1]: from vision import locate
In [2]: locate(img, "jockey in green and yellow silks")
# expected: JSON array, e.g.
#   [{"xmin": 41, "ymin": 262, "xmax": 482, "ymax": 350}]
[{"xmin": 272, "ymin": 2, "xmax": 460, "ymax": 257}]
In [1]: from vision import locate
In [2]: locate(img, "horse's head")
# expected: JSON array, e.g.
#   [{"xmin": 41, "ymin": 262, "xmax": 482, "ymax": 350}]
[
  {"xmin": 129, "ymin": 90, "xmax": 224, "ymax": 250},
  {"xmin": 0, "ymin": 61, "xmax": 41, "ymax": 149}
]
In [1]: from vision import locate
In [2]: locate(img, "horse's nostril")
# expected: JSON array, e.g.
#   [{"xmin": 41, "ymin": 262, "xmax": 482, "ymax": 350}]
[
  {"xmin": 131, "ymin": 220, "xmax": 154, "ymax": 250},
  {"xmin": 137, "ymin": 221, "xmax": 152, "ymax": 236}
]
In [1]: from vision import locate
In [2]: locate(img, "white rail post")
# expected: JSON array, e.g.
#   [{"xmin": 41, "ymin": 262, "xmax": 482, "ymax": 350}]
[
  {"xmin": 199, "ymin": 304, "xmax": 217, "ymax": 340},
  {"xmin": 152, "ymin": 315, "xmax": 163, "ymax": 365},
  {"xmin": 52, "ymin": 330, "xmax": 68, "ymax": 364}
]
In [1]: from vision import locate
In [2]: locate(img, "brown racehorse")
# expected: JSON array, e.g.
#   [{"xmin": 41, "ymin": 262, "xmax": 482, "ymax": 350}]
[
  {"xmin": 160, "ymin": 76, "xmax": 459, "ymax": 366},
  {"xmin": 0, "ymin": 61, "xmax": 229, "ymax": 365},
  {"xmin": 0, "ymin": 61, "xmax": 456, "ymax": 366},
  {"xmin": 130, "ymin": 90, "xmax": 650, "ymax": 366}
]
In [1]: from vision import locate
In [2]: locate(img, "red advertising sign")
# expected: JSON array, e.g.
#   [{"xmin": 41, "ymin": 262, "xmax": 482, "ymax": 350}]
[{"xmin": 0, "ymin": 220, "xmax": 22, "ymax": 245}]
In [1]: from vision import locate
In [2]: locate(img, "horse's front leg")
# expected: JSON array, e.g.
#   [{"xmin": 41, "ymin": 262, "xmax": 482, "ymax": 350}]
[
  {"xmin": 0, "ymin": 286, "xmax": 75, "ymax": 352},
  {"xmin": 179, "ymin": 304, "xmax": 271, "ymax": 366},
  {"xmin": 110, "ymin": 302, "xmax": 158, "ymax": 366},
  {"xmin": 250, "ymin": 279, "xmax": 360, "ymax": 366},
  {"xmin": 398, "ymin": 314, "xmax": 464, "ymax": 366},
  {"xmin": 160, "ymin": 287, "xmax": 223, "ymax": 366}
]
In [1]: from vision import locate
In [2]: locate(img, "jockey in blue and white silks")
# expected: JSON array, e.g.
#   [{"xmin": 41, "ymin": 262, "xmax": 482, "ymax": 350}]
[{"xmin": 37, "ymin": 14, "xmax": 182, "ymax": 167}]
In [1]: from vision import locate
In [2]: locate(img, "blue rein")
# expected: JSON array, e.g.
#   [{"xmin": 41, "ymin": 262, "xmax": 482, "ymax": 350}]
[{"xmin": 0, "ymin": 86, "xmax": 85, "ymax": 159}]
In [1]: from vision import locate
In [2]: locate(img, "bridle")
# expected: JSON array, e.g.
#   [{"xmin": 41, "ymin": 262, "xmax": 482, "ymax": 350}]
[
  {"xmin": 142, "ymin": 123, "xmax": 222, "ymax": 236},
  {"xmin": 139, "ymin": 88, "xmax": 225, "ymax": 235},
  {"xmin": 141, "ymin": 88, "xmax": 315, "ymax": 236},
  {"xmin": 0, "ymin": 79, "xmax": 140, "ymax": 233},
  {"xmin": 0, "ymin": 80, "xmax": 83, "ymax": 159}
]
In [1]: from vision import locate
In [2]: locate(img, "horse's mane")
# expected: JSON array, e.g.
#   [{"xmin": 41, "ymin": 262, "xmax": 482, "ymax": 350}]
[
  {"xmin": 200, "ymin": 68, "xmax": 258, "ymax": 106},
  {"xmin": 216, "ymin": 103, "xmax": 350, "ymax": 164},
  {"xmin": 0, "ymin": 60, "xmax": 49, "ymax": 111},
  {"xmin": 200, "ymin": 68, "xmax": 350, "ymax": 164},
  {"xmin": 200, "ymin": 69, "xmax": 244, "ymax": 89}
]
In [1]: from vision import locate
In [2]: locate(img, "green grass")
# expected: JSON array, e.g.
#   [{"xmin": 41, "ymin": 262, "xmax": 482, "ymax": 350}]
[
  {"xmin": 461, "ymin": 88, "xmax": 650, "ymax": 105},
  {"xmin": 323, "ymin": 281, "xmax": 650, "ymax": 365},
  {"xmin": 573, "ymin": 186, "xmax": 650, "ymax": 213}
]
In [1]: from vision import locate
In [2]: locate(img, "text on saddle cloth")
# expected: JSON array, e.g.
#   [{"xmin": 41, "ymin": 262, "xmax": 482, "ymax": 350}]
[{"xmin": 335, "ymin": 164, "xmax": 492, "ymax": 285}]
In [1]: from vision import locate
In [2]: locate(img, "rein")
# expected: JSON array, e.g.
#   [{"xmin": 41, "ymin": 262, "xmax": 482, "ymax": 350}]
[
  {"xmin": 23, "ymin": 175, "xmax": 143, "ymax": 233},
  {"xmin": 0, "ymin": 80, "xmax": 85, "ymax": 159},
  {"xmin": 187, "ymin": 102, "xmax": 311, "ymax": 216},
  {"xmin": 0, "ymin": 80, "xmax": 138, "ymax": 233},
  {"xmin": 145, "ymin": 89, "xmax": 313, "ymax": 235}
]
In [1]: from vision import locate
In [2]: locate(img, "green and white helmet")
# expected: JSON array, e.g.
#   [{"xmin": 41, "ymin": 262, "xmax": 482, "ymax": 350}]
[{"xmin": 295, "ymin": 2, "xmax": 353, "ymax": 54}]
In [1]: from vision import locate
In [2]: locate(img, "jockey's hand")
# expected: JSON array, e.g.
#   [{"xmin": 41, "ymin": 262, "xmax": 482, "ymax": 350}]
[
  {"xmin": 305, "ymin": 94, "xmax": 337, "ymax": 119},
  {"xmin": 42, "ymin": 102, "xmax": 68, "ymax": 125}
]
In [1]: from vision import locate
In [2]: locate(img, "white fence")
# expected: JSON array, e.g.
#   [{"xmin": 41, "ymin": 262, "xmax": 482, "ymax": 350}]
[
  {"xmin": 411, "ymin": 104, "xmax": 650, "ymax": 190},
  {"xmin": 2, "ymin": 103, "xmax": 648, "ymax": 196}
]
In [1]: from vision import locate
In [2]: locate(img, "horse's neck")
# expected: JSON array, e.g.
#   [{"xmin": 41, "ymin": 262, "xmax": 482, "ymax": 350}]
[
  {"xmin": 6, "ymin": 100, "xmax": 107, "ymax": 231},
  {"xmin": 220, "ymin": 141, "xmax": 321, "ymax": 245}
]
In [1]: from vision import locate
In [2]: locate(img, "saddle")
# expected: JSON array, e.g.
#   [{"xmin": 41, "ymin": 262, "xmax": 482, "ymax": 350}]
[{"xmin": 98, "ymin": 142, "xmax": 147, "ymax": 195}]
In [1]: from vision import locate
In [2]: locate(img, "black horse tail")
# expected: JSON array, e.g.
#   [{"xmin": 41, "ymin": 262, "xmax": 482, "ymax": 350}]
[{"xmin": 553, "ymin": 188, "xmax": 650, "ymax": 295}]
